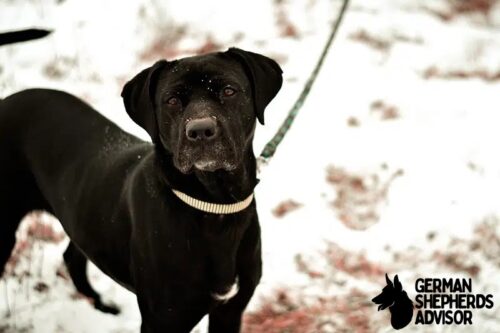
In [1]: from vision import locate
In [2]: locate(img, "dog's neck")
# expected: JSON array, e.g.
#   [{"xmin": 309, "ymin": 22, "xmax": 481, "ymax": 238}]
[
  {"xmin": 155, "ymin": 145, "xmax": 257, "ymax": 204},
  {"xmin": 193, "ymin": 149, "xmax": 257, "ymax": 202}
]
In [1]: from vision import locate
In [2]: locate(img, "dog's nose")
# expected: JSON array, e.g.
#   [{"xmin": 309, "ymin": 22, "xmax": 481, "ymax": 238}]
[{"xmin": 185, "ymin": 117, "xmax": 218, "ymax": 141}]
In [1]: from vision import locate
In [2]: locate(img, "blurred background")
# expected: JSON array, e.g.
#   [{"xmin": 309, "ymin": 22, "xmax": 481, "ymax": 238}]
[{"xmin": 1, "ymin": 0, "xmax": 500, "ymax": 332}]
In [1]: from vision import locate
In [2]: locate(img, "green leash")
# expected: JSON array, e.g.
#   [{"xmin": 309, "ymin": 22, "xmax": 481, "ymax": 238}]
[{"xmin": 258, "ymin": 0, "xmax": 350, "ymax": 171}]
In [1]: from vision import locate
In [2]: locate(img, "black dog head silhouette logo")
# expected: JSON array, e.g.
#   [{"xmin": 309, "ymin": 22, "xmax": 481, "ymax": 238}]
[{"xmin": 372, "ymin": 274, "xmax": 414, "ymax": 330}]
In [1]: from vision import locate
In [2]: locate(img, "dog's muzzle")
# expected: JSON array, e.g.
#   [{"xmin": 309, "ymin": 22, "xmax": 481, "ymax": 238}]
[{"xmin": 185, "ymin": 117, "xmax": 218, "ymax": 142}]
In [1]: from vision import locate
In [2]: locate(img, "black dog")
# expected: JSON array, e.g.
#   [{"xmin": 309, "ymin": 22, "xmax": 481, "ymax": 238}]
[
  {"xmin": 372, "ymin": 274, "xmax": 414, "ymax": 330},
  {"xmin": 0, "ymin": 48, "xmax": 282, "ymax": 332}
]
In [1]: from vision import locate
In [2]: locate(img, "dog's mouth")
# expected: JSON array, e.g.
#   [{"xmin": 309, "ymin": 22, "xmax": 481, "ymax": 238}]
[
  {"xmin": 193, "ymin": 159, "xmax": 219, "ymax": 171},
  {"xmin": 193, "ymin": 158, "xmax": 236, "ymax": 172},
  {"xmin": 175, "ymin": 142, "xmax": 239, "ymax": 174}
]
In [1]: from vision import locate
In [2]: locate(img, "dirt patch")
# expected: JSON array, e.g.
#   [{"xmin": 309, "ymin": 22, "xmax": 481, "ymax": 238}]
[
  {"xmin": 326, "ymin": 165, "xmax": 404, "ymax": 230},
  {"xmin": 423, "ymin": 66, "xmax": 500, "ymax": 82},
  {"xmin": 5, "ymin": 212, "xmax": 65, "ymax": 277},
  {"xmin": 370, "ymin": 100, "xmax": 400, "ymax": 120},
  {"xmin": 244, "ymin": 288, "xmax": 383, "ymax": 333},
  {"xmin": 349, "ymin": 30, "xmax": 391, "ymax": 52},
  {"xmin": 273, "ymin": 0, "xmax": 300, "ymax": 39},
  {"xmin": 139, "ymin": 25, "xmax": 189, "ymax": 61},
  {"xmin": 424, "ymin": 0, "xmax": 499, "ymax": 22},
  {"xmin": 296, "ymin": 241, "xmax": 387, "ymax": 282},
  {"xmin": 43, "ymin": 57, "xmax": 78, "ymax": 80},
  {"xmin": 244, "ymin": 289, "xmax": 316, "ymax": 333},
  {"xmin": 273, "ymin": 200, "xmax": 303, "ymax": 218},
  {"xmin": 347, "ymin": 116, "xmax": 360, "ymax": 127}
]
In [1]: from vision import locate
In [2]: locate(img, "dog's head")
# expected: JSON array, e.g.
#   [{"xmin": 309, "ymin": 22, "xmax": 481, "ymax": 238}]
[
  {"xmin": 373, "ymin": 274, "xmax": 414, "ymax": 330},
  {"xmin": 121, "ymin": 48, "xmax": 283, "ymax": 173},
  {"xmin": 372, "ymin": 274, "xmax": 404, "ymax": 311}
]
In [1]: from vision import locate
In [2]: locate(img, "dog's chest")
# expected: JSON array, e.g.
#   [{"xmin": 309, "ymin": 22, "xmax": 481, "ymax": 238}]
[{"xmin": 196, "ymin": 213, "xmax": 248, "ymax": 295}]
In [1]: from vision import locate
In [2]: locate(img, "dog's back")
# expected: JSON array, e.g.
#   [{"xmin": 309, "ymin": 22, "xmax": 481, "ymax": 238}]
[{"xmin": 0, "ymin": 89, "xmax": 145, "ymax": 277}]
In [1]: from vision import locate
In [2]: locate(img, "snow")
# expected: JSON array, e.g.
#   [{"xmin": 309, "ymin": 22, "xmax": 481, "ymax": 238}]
[{"xmin": 1, "ymin": 0, "xmax": 500, "ymax": 332}]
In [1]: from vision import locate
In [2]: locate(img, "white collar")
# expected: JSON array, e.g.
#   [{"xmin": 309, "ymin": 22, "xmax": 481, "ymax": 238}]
[{"xmin": 171, "ymin": 189, "xmax": 254, "ymax": 214}]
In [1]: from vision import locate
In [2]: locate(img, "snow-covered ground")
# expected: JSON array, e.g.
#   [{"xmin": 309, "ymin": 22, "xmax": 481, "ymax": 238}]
[{"xmin": 1, "ymin": 0, "xmax": 500, "ymax": 332}]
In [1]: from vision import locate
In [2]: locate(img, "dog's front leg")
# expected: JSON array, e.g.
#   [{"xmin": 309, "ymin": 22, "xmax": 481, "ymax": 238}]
[
  {"xmin": 208, "ymin": 273, "xmax": 260, "ymax": 333},
  {"xmin": 137, "ymin": 294, "xmax": 208, "ymax": 333},
  {"xmin": 208, "ymin": 218, "xmax": 262, "ymax": 333},
  {"xmin": 132, "ymin": 252, "xmax": 209, "ymax": 332}
]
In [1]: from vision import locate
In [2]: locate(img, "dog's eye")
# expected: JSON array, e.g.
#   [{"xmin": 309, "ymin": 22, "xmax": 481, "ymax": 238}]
[
  {"xmin": 166, "ymin": 97, "xmax": 180, "ymax": 106},
  {"xmin": 222, "ymin": 87, "xmax": 236, "ymax": 97}
]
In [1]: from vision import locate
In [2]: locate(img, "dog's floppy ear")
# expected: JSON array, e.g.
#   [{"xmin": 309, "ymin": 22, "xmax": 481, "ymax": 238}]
[
  {"xmin": 226, "ymin": 47, "xmax": 283, "ymax": 125},
  {"xmin": 121, "ymin": 60, "xmax": 168, "ymax": 141}
]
